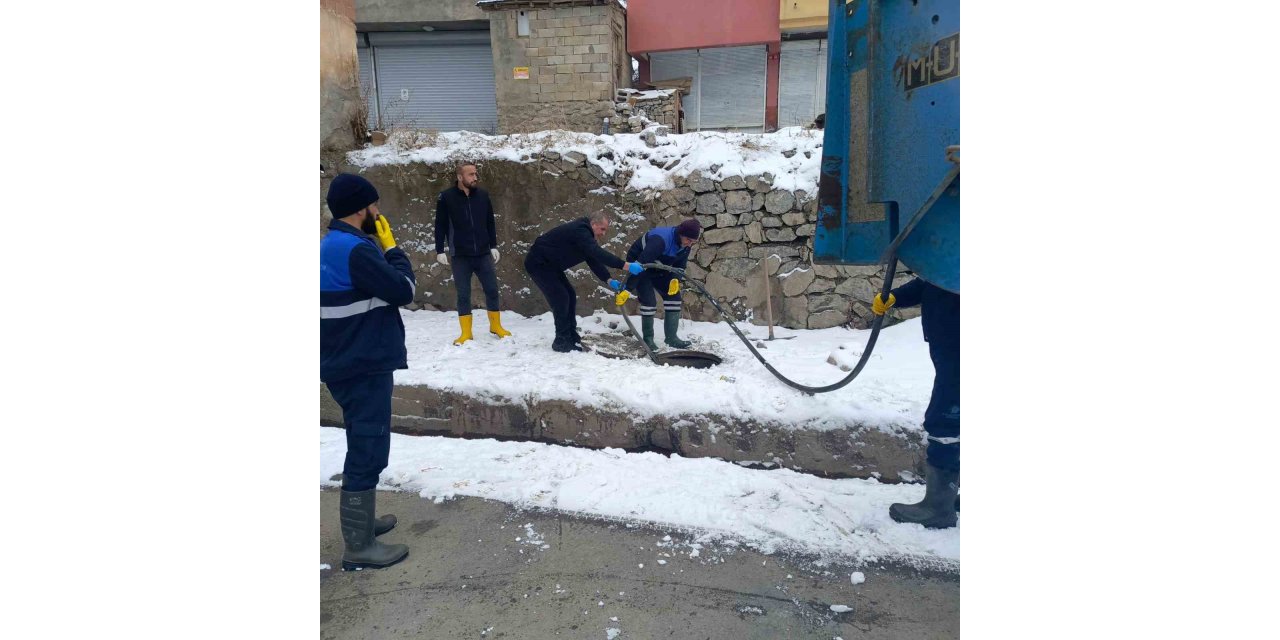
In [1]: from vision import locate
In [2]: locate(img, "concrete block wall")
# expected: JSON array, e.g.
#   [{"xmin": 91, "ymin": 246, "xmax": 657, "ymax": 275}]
[{"xmin": 488, "ymin": 2, "xmax": 628, "ymax": 133}]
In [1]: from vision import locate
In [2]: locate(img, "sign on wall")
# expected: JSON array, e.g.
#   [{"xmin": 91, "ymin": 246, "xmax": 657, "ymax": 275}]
[{"xmin": 513, "ymin": 67, "xmax": 529, "ymax": 80}]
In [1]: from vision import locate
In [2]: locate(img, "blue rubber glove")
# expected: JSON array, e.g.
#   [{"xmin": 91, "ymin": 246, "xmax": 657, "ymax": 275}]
[
  {"xmin": 608, "ymin": 279, "xmax": 622, "ymax": 291},
  {"xmin": 626, "ymin": 262, "xmax": 644, "ymax": 275}
]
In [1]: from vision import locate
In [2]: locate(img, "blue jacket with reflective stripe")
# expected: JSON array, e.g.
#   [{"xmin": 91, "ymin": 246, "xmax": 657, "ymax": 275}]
[
  {"xmin": 625, "ymin": 226, "xmax": 689, "ymax": 269},
  {"xmin": 320, "ymin": 219, "xmax": 417, "ymax": 383}
]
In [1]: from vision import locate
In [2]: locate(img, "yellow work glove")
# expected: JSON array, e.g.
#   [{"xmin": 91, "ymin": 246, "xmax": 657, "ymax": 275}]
[
  {"xmin": 614, "ymin": 290, "xmax": 631, "ymax": 306},
  {"xmin": 373, "ymin": 215, "xmax": 397, "ymax": 252},
  {"xmin": 871, "ymin": 292, "xmax": 896, "ymax": 316},
  {"xmin": 667, "ymin": 279, "xmax": 680, "ymax": 296}
]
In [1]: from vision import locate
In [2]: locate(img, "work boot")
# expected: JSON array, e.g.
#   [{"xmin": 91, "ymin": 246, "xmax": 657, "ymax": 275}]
[
  {"xmin": 640, "ymin": 316, "xmax": 660, "ymax": 352},
  {"xmin": 340, "ymin": 489, "xmax": 409, "ymax": 570},
  {"xmin": 551, "ymin": 332, "xmax": 573, "ymax": 352},
  {"xmin": 487, "ymin": 310, "xmax": 512, "ymax": 338},
  {"xmin": 334, "ymin": 476, "xmax": 395, "ymax": 533},
  {"xmin": 663, "ymin": 311, "xmax": 692, "ymax": 349},
  {"xmin": 889, "ymin": 463, "xmax": 959, "ymax": 529},
  {"xmin": 452, "ymin": 314, "xmax": 474, "ymax": 346}
]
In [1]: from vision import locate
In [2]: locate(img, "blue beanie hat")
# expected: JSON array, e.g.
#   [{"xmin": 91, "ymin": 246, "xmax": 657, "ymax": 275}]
[{"xmin": 326, "ymin": 173, "xmax": 379, "ymax": 218}]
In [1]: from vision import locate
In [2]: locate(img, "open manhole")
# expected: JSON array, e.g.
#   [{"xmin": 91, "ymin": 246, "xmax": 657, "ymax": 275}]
[{"xmin": 653, "ymin": 350, "xmax": 722, "ymax": 368}]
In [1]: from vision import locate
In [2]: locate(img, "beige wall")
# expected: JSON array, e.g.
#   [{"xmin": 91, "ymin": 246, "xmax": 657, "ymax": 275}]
[
  {"xmin": 320, "ymin": 0, "xmax": 361, "ymax": 150},
  {"xmin": 488, "ymin": 3, "xmax": 628, "ymax": 133},
  {"xmin": 780, "ymin": 0, "xmax": 828, "ymax": 32}
]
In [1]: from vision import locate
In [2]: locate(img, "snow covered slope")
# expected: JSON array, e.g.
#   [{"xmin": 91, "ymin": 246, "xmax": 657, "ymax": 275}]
[{"xmin": 396, "ymin": 309, "xmax": 933, "ymax": 433}]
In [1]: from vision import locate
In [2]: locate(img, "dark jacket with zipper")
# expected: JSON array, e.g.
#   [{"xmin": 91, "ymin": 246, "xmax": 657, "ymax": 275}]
[
  {"xmin": 525, "ymin": 217, "xmax": 624, "ymax": 283},
  {"xmin": 434, "ymin": 185, "xmax": 497, "ymax": 257},
  {"xmin": 320, "ymin": 219, "xmax": 417, "ymax": 383},
  {"xmin": 889, "ymin": 277, "xmax": 959, "ymax": 369}
]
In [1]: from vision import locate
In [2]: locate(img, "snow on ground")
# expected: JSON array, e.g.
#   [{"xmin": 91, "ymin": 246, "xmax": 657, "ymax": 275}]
[
  {"xmin": 347, "ymin": 127, "xmax": 824, "ymax": 195},
  {"xmin": 320, "ymin": 428, "xmax": 959, "ymax": 567},
  {"xmin": 398, "ymin": 308, "xmax": 934, "ymax": 433}
]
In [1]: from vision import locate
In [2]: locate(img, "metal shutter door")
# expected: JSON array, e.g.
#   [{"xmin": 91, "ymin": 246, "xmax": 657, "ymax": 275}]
[
  {"xmin": 371, "ymin": 40, "xmax": 498, "ymax": 133},
  {"xmin": 649, "ymin": 49, "xmax": 700, "ymax": 130},
  {"xmin": 780, "ymin": 40, "xmax": 827, "ymax": 128},
  {"xmin": 356, "ymin": 45, "xmax": 378, "ymax": 130},
  {"xmin": 699, "ymin": 45, "xmax": 765, "ymax": 131}
]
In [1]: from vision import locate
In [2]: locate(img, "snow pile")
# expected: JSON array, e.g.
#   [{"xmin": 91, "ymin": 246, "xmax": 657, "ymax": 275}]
[
  {"xmin": 396, "ymin": 309, "xmax": 933, "ymax": 432},
  {"xmin": 347, "ymin": 127, "xmax": 825, "ymax": 195},
  {"xmin": 320, "ymin": 427, "xmax": 959, "ymax": 567}
]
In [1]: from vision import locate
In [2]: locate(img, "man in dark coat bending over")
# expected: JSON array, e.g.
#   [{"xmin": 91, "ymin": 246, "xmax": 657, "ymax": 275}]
[{"xmin": 523, "ymin": 210, "xmax": 643, "ymax": 352}]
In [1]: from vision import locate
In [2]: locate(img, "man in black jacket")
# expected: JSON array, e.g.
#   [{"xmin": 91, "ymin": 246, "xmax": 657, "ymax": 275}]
[
  {"xmin": 523, "ymin": 210, "xmax": 643, "ymax": 352},
  {"xmin": 321, "ymin": 173, "xmax": 416, "ymax": 570},
  {"xmin": 434, "ymin": 162, "xmax": 512, "ymax": 346},
  {"xmin": 873, "ymin": 277, "xmax": 960, "ymax": 529}
]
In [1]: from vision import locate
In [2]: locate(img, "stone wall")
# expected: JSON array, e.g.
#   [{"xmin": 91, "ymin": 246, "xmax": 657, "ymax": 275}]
[
  {"xmin": 321, "ymin": 148, "xmax": 917, "ymax": 331},
  {"xmin": 485, "ymin": 1, "xmax": 628, "ymax": 134},
  {"xmin": 610, "ymin": 88, "xmax": 680, "ymax": 134}
]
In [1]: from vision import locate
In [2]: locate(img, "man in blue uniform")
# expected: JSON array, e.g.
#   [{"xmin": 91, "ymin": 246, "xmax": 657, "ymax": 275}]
[
  {"xmin": 623, "ymin": 219, "xmax": 701, "ymax": 351},
  {"xmin": 321, "ymin": 173, "xmax": 417, "ymax": 569},
  {"xmin": 873, "ymin": 278, "xmax": 960, "ymax": 529}
]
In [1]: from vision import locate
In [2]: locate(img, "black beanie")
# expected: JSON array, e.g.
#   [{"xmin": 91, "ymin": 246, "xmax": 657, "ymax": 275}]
[
  {"xmin": 326, "ymin": 173, "xmax": 379, "ymax": 218},
  {"xmin": 675, "ymin": 218, "xmax": 701, "ymax": 240}
]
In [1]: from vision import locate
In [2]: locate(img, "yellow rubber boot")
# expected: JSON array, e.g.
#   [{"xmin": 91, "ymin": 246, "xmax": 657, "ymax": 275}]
[
  {"xmin": 453, "ymin": 314, "xmax": 474, "ymax": 346},
  {"xmin": 487, "ymin": 310, "xmax": 512, "ymax": 338}
]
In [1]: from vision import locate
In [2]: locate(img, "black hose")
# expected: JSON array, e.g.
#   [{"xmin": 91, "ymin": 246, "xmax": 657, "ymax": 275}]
[{"xmin": 621, "ymin": 256, "xmax": 898, "ymax": 395}]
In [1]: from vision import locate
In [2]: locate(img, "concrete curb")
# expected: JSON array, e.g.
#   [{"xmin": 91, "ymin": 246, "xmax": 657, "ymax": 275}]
[{"xmin": 321, "ymin": 383, "xmax": 925, "ymax": 481}]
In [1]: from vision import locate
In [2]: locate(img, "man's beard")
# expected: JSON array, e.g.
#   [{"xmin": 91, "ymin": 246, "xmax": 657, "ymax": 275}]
[{"xmin": 360, "ymin": 213, "xmax": 378, "ymax": 234}]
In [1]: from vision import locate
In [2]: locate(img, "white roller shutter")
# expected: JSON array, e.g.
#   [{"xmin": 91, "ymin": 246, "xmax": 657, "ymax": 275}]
[
  {"xmin": 649, "ymin": 46, "xmax": 765, "ymax": 132},
  {"xmin": 698, "ymin": 45, "xmax": 766, "ymax": 132},
  {"xmin": 648, "ymin": 49, "xmax": 699, "ymax": 130},
  {"xmin": 779, "ymin": 39, "xmax": 827, "ymax": 128},
  {"xmin": 366, "ymin": 32, "xmax": 498, "ymax": 133}
]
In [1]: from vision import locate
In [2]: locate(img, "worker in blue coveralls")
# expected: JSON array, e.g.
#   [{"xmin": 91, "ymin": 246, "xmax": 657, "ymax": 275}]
[
  {"xmin": 873, "ymin": 277, "xmax": 960, "ymax": 529},
  {"xmin": 320, "ymin": 173, "xmax": 415, "ymax": 570},
  {"xmin": 623, "ymin": 219, "xmax": 701, "ymax": 351}
]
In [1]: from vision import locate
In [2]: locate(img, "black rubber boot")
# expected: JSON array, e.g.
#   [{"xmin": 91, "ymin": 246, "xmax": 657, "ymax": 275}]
[
  {"xmin": 340, "ymin": 489, "xmax": 409, "ymax": 570},
  {"xmin": 663, "ymin": 312, "xmax": 692, "ymax": 349},
  {"xmin": 641, "ymin": 316, "xmax": 660, "ymax": 352},
  {"xmin": 889, "ymin": 463, "xmax": 959, "ymax": 529}
]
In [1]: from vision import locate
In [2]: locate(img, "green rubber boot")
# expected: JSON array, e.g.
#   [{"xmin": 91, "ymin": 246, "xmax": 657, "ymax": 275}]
[
  {"xmin": 663, "ymin": 311, "xmax": 692, "ymax": 349},
  {"xmin": 641, "ymin": 315, "xmax": 660, "ymax": 352},
  {"xmin": 889, "ymin": 463, "xmax": 959, "ymax": 529},
  {"xmin": 340, "ymin": 489, "xmax": 409, "ymax": 571}
]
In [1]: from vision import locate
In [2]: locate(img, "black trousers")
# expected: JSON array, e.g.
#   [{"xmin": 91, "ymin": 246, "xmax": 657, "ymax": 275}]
[
  {"xmin": 325, "ymin": 372, "xmax": 393, "ymax": 492},
  {"xmin": 524, "ymin": 255, "xmax": 577, "ymax": 343},
  {"xmin": 450, "ymin": 253, "xmax": 500, "ymax": 316},
  {"xmin": 923, "ymin": 347, "xmax": 960, "ymax": 473},
  {"xmin": 628, "ymin": 269, "xmax": 682, "ymax": 317}
]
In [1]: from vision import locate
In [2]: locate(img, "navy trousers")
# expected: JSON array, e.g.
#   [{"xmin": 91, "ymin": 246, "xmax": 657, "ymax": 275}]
[
  {"xmin": 325, "ymin": 372, "xmax": 394, "ymax": 492},
  {"xmin": 923, "ymin": 347, "xmax": 960, "ymax": 472},
  {"xmin": 629, "ymin": 269, "xmax": 682, "ymax": 318},
  {"xmin": 450, "ymin": 253, "xmax": 500, "ymax": 316}
]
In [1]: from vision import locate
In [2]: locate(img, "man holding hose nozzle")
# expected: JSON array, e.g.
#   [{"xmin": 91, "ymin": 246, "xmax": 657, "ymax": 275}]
[
  {"xmin": 621, "ymin": 219, "xmax": 701, "ymax": 351},
  {"xmin": 873, "ymin": 277, "xmax": 960, "ymax": 529}
]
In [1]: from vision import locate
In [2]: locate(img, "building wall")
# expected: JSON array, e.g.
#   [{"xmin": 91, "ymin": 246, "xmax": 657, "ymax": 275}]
[
  {"xmin": 627, "ymin": 0, "xmax": 778, "ymax": 54},
  {"xmin": 355, "ymin": 0, "xmax": 487, "ymax": 23},
  {"xmin": 780, "ymin": 0, "xmax": 828, "ymax": 33},
  {"xmin": 321, "ymin": 0, "xmax": 361, "ymax": 150},
  {"xmin": 488, "ymin": 3, "xmax": 628, "ymax": 133}
]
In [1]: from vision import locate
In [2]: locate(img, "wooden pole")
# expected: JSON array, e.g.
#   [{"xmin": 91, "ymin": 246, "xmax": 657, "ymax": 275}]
[{"xmin": 764, "ymin": 261, "xmax": 775, "ymax": 340}]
